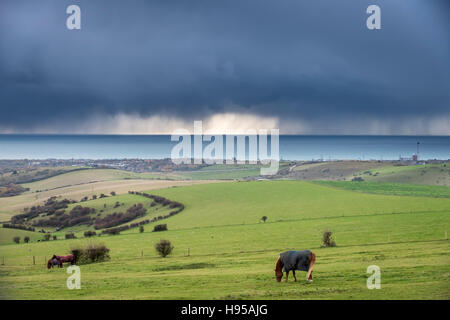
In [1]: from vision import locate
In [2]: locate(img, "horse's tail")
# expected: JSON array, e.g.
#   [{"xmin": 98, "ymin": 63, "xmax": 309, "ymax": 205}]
[
  {"xmin": 47, "ymin": 260, "xmax": 52, "ymax": 269},
  {"xmin": 306, "ymin": 252, "xmax": 316, "ymax": 281}
]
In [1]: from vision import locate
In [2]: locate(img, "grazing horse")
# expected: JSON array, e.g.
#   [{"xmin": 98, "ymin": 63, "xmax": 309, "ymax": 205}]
[
  {"xmin": 47, "ymin": 258, "xmax": 62, "ymax": 269},
  {"xmin": 47, "ymin": 254, "xmax": 74, "ymax": 269},
  {"xmin": 274, "ymin": 250, "xmax": 316, "ymax": 283}
]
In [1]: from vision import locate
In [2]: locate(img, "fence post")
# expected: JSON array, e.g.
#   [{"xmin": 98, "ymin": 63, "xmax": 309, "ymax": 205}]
[
  {"xmin": 141, "ymin": 249, "xmax": 143, "ymax": 258},
  {"xmin": 188, "ymin": 248, "xmax": 190, "ymax": 257},
  {"xmin": 2, "ymin": 257, "xmax": 4, "ymax": 265},
  {"xmin": 33, "ymin": 256, "xmax": 35, "ymax": 265},
  {"xmin": 446, "ymin": 231, "xmax": 448, "ymax": 240}
]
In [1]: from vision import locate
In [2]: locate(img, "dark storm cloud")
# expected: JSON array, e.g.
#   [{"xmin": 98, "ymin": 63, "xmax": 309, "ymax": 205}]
[{"xmin": 0, "ymin": 0, "xmax": 449, "ymax": 133}]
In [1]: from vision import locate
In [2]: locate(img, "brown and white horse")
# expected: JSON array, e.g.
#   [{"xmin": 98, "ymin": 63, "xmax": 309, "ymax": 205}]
[{"xmin": 274, "ymin": 251, "xmax": 316, "ymax": 283}]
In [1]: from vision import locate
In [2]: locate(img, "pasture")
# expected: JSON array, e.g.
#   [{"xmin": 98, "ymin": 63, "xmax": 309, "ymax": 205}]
[{"xmin": 0, "ymin": 180, "xmax": 449, "ymax": 299}]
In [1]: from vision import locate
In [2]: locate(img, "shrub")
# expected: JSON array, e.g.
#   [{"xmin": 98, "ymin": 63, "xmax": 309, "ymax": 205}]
[
  {"xmin": 322, "ymin": 230, "xmax": 336, "ymax": 247},
  {"xmin": 53, "ymin": 235, "xmax": 57, "ymax": 240},
  {"xmin": 261, "ymin": 216, "xmax": 268, "ymax": 223},
  {"xmin": 155, "ymin": 239, "xmax": 174, "ymax": 257},
  {"xmin": 139, "ymin": 226, "xmax": 144, "ymax": 233},
  {"xmin": 110, "ymin": 191, "xmax": 116, "ymax": 196},
  {"xmin": 153, "ymin": 224, "xmax": 168, "ymax": 232},
  {"xmin": 92, "ymin": 195, "xmax": 97, "ymax": 200},
  {"xmin": 24, "ymin": 236, "xmax": 30, "ymax": 243},
  {"xmin": 70, "ymin": 243, "xmax": 110, "ymax": 264},
  {"xmin": 43, "ymin": 234, "xmax": 51, "ymax": 241},
  {"xmin": 65, "ymin": 233, "xmax": 76, "ymax": 239},
  {"xmin": 13, "ymin": 236, "xmax": 20, "ymax": 244},
  {"xmin": 351, "ymin": 177, "xmax": 364, "ymax": 182},
  {"xmin": 84, "ymin": 230, "xmax": 97, "ymax": 237}
]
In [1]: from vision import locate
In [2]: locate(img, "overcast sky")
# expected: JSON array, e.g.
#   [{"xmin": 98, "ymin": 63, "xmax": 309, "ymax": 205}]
[{"xmin": 0, "ymin": 0, "xmax": 449, "ymax": 134}]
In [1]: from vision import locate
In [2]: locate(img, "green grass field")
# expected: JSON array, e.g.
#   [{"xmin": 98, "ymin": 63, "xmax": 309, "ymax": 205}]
[
  {"xmin": 1, "ymin": 180, "xmax": 449, "ymax": 299},
  {"xmin": 316, "ymin": 181, "xmax": 450, "ymax": 198}
]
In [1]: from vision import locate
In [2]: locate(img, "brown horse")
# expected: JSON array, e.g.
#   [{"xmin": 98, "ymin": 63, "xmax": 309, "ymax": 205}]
[
  {"xmin": 274, "ymin": 250, "xmax": 316, "ymax": 283},
  {"xmin": 47, "ymin": 254, "xmax": 74, "ymax": 269}
]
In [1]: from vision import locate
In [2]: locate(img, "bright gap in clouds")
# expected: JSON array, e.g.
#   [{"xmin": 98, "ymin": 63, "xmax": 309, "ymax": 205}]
[{"xmin": 1, "ymin": 113, "xmax": 450, "ymax": 135}]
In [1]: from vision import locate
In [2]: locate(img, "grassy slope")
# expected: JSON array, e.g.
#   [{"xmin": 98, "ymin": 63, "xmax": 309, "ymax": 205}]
[
  {"xmin": 22, "ymin": 169, "xmax": 144, "ymax": 192},
  {"xmin": 143, "ymin": 181, "xmax": 450, "ymax": 230},
  {"xmin": 316, "ymin": 181, "xmax": 450, "ymax": 198},
  {"xmin": 0, "ymin": 227, "xmax": 41, "ymax": 244},
  {"xmin": 0, "ymin": 179, "xmax": 219, "ymax": 222},
  {"xmin": 350, "ymin": 163, "xmax": 450, "ymax": 186},
  {"xmin": 0, "ymin": 181, "xmax": 449, "ymax": 299},
  {"xmin": 27, "ymin": 193, "xmax": 174, "ymax": 235},
  {"xmin": 288, "ymin": 161, "xmax": 391, "ymax": 180},
  {"xmin": 0, "ymin": 166, "xmax": 89, "ymax": 186}
]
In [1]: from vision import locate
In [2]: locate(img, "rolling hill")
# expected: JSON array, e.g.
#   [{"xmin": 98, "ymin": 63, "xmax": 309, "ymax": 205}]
[{"xmin": 0, "ymin": 180, "xmax": 448, "ymax": 299}]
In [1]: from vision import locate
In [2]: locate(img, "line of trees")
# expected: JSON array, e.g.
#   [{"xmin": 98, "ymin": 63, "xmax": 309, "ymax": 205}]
[
  {"xmin": 11, "ymin": 196, "xmax": 75, "ymax": 224},
  {"xmin": 33, "ymin": 205, "xmax": 96, "ymax": 229},
  {"xmin": 2, "ymin": 223, "xmax": 35, "ymax": 232},
  {"xmin": 94, "ymin": 203, "xmax": 147, "ymax": 229}
]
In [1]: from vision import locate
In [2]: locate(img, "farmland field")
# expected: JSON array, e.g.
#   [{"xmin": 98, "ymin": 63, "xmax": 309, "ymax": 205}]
[
  {"xmin": 316, "ymin": 181, "xmax": 450, "ymax": 198},
  {"xmin": 0, "ymin": 175, "xmax": 221, "ymax": 221},
  {"xmin": 0, "ymin": 180, "xmax": 449, "ymax": 299}
]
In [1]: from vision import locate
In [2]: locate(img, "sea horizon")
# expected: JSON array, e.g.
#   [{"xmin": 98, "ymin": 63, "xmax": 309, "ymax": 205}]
[{"xmin": 0, "ymin": 134, "xmax": 449, "ymax": 161}]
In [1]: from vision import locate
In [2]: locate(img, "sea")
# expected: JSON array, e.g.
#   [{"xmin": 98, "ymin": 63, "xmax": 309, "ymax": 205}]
[{"xmin": 0, "ymin": 135, "xmax": 449, "ymax": 161}]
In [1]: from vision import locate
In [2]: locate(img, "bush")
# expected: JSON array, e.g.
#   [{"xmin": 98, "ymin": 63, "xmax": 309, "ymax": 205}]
[
  {"xmin": 351, "ymin": 177, "xmax": 364, "ymax": 182},
  {"xmin": 13, "ymin": 236, "xmax": 20, "ymax": 244},
  {"xmin": 43, "ymin": 234, "xmax": 51, "ymax": 241},
  {"xmin": 139, "ymin": 226, "xmax": 144, "ymax": 233},
  {"xmin": 110, "ymin": 191, "xmax": 116, "ymax": 196},
  {"xmin": 155, "ymin": 239, "xmax": 174, "ymax": 258},
  {"xmin": 24, "ymin": 236, "xmax": 30, "ymax": 243},
  {"xmin": 52, "ymin": 235, "xmax": 57, "ymax": 240},
  {"xmin": 84, "ymin": 230, "xmax": 97, "ymax": 237},
  {"xmin": 261, "ymin": 216, "xmax": 267, "ymax": 223},
  {"xmin": 70, "ymin": 243, "xmax": 110, "ymax": 264},
  {"xmin": 322, "ymin": 230, "xmax": 336, "ymax": 247},
  {"xmin": 65, "ymin": 233, "xmax": 76, "ymax": 239},
  {"xmin": 153, "ymin": 224, "xmax": 168, "ymax": 232}
]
